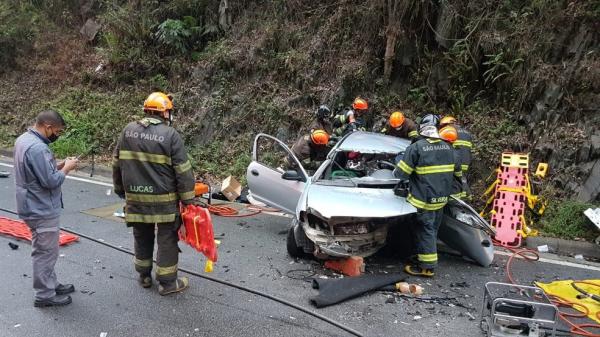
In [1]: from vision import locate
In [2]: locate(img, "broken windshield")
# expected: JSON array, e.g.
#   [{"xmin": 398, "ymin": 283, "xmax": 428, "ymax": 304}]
[{"xmin": 316, "ymin": 150, "xmax": 402, "ymax": 187}]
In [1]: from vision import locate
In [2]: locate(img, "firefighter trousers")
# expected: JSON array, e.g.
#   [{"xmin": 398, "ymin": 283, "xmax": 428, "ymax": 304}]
[
  {"xmin": 411, "ymin": 208, "xmax": 444, "ymax": 270},
  {"xmin": 131, "ymin": 220, "xmax": 180, "ymax": 283}
]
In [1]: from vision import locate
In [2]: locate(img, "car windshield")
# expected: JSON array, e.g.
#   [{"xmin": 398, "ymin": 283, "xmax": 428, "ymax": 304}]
[{"xmin": 315, "ymin": 149, "xmax": 402, "ymax": 187}]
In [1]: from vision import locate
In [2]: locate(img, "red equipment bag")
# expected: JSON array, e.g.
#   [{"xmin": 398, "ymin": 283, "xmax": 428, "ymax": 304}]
[{"xmin": 180, "ymin": 204, "xmax": 218, "ymax": 264}]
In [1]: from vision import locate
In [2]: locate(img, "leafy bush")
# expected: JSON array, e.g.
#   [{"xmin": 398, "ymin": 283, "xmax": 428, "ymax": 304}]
[
  {"xmin": 155, "ymin": 17, "xmax": 205, "ymax": 54},
  {"xmin": 100, "ymin": 1, "xmax": 220, "ymax": 80},
  {"xmin": 541, "ymin": 200, "xmax": 598, "ymax": 241},
  {"xmin": 47, "ymin": 89, "xmax": 142, "ymax": 158},
  {"xmin": 156, "ymin": 19, "xmax": 191, "ymax": 53}
]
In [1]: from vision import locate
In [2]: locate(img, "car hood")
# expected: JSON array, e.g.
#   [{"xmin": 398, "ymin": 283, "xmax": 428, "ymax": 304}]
[
  {"xmin": 304, "ymin": 184, "xmax": 417, "ymax": 219},
  {"xmin": 334, "ymin": 131, "xmax": 410, "ymax": 154}
]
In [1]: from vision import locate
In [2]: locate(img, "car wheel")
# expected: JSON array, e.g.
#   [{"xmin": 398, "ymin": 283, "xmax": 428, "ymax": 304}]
[{"xmin": 286, "ymin": 224, "xmax": 305, "ymax": 258}]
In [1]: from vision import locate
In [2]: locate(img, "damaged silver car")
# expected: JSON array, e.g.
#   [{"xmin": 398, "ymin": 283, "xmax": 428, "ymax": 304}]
[{"xmin": 246, "ymin": 132, "xmax": 495, "ymax": 267}]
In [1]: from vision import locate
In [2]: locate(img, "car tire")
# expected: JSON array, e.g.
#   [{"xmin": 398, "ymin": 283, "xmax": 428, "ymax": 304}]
[{"xmin": 286, "ymin": 225, "xmax": 305, "ymax": 258}]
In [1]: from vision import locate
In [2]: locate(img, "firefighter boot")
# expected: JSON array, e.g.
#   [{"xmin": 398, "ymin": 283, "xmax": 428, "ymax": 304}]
[
  {"xmin": 404, "ymin": 264, "xmax": 435, "ymax": 277},
  {"xmin": 139, "ymin": 274, "xmax": 152, "ymax": 288},
  {"xmin": 158, "ymin": 277, "xmax": 189, "ymax": 296}
]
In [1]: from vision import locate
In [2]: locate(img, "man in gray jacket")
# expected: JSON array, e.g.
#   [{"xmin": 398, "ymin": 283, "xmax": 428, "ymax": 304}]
[{"xmin": 14, "ymin": 110, "xmax": 78, "ymax": 307}]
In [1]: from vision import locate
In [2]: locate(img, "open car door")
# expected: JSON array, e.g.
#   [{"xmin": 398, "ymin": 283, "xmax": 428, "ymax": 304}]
[
  {"xmin": 246, "ymin": 133, "xmax": 308, "ymax": 215},
  {"xmin": 439, "ymin": 197, "xmax": 496, "ymax": 267}
]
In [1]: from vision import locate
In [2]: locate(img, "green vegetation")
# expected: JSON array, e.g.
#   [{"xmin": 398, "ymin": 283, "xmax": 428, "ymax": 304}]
[
  {"xmin": 0, "ymin": 2, "xmax": 39, "ymax": 71},
  {"xmin": 541, "ymin": 201, "xmax": 598, "ymax": 241},
  {"xmin": 189, "ymin": 142, "xmax": 252, "ymax": 185},
  {"xmin": 1, "ymin": 0, "xmax": 599, "ymax": 242},
  {"xmin": 99, "ymin": 0, "xmax": 221, "ymax": 80},
  {"xmin": 46, "ymin": 89, "xmax": 142, "ymax": 158}
]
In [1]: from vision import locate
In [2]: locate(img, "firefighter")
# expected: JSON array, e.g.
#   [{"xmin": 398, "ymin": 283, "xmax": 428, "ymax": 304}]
[
  {"xmin": 290, "ymin": 129, "xmax": 330, "ymax": 171},
  {"xmin": 395, "ymin": 114, "xmax": 461, "ymax": 277},
  {"xmin": 308, "ymin": 105, "xmax": 333, "ymax": 134},
  {"xmin": 440, "ymin": 116, "xmax": 473, "ymax": 199},
  {"xmin": 112, "ymin": 92, "xmax": 196, "ymax": 295},
  {"xmin": 380, "ymin": 111, "xmax": 419, "ymax": 140},
  {"xmin": 332, "ymin": 97, "xmax": 369, "ymax": 137}
]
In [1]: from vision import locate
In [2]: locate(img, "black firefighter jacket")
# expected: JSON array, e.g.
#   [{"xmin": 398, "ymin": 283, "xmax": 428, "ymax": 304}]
[
  {"xmin": 397, "ymin": 137, "xmax": 462, "ymax": 211},
  {"xmin": 112, "ymin": 116, "xmax": 195, "ymax": 224}
]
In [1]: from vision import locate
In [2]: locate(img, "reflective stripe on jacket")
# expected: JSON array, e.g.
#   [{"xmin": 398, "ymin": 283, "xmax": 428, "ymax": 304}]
[
  {"xmin": 453, "ymin": 126, "xmax": 473, "ymax": 173},
  {"xmin": 112, "ymin": 117, "xmax": 195, "ymax": 223},
  {"xmin": 397, "ymin": 138, "xmax": 461, "ymax": 210}
]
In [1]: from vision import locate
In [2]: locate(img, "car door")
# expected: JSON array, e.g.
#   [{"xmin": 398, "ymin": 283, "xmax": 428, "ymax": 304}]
[{"xmin": 246, "ymin": 133, "xmax": 308, "ymax": 214}]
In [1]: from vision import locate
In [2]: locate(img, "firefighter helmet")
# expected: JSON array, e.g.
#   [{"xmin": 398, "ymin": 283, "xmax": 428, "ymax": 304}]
[
  {"xmin": 440, "ymin": 116, "xmax": 457, "ymax": 126},
  {"xmin": 310, "ymin": 129, "xmax": 330, "ymax": 145},
  {"xmin": 352, "ymin": 98, "xmax": 368, "ymax": 111},
  {"xmin": 439, "ymin": 125, "xmax": 458, "ymax": 142},
  {"xmin": 418, "ymin": 114, "xmax": 440, "ymax": 138},
  {"xmin": 143, "ymin": 92, "xmax": 173, "ymax": 113},
  {"xmin": 316, "ymin": 105, "xmax": 331, "ymax": 119},
  {"xmin": 389, "ymin": 111, "xmax": 405, "ymax": 129}
]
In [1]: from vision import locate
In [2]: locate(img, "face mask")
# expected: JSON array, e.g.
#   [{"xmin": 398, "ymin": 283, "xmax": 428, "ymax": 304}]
[
  {"xmin": 45, "ymin": 125, "xmax": 60, "ymax": 143},
  {"xmin": 48, "ymin": 133, "xmax": 60, "ymax": 143}
]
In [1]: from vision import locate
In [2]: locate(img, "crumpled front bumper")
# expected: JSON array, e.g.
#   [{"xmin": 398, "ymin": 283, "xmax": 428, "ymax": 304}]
[{"xmin": 302, "ymin": 223, "xmax": 388, "ymax": 258}]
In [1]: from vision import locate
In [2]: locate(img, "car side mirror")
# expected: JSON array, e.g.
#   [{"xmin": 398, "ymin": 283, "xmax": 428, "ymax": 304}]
[{"xmin": 282, "ymin": 170, "xmax": 303, "ymax": 181}]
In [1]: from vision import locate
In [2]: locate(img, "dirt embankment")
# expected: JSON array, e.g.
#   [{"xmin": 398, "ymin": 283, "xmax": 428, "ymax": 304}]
[{"xmin": 1, "ymin": 1, "xmax": 599, "ymax": 207}]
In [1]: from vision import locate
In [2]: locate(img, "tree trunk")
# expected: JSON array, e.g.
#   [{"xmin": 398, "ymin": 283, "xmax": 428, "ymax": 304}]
[
  {"xmin": 383, "ymin": 0, "xmax": 403, "ymax": 83},
  {"xmin": 384, "ymin": 25, "xmax": 400, "ymax": 82}
]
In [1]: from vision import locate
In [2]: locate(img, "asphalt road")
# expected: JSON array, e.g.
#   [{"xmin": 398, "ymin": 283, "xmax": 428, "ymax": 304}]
[{"xmin": 0, "ymin": 158, "xmax": 598, "ymax": 337}]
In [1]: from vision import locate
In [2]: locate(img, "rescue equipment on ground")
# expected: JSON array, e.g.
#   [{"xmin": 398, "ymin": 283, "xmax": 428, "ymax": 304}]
[
  {"xmin": 180, "ymin": 204, "xmax": 218, "ymax": 273},
  {"xmin": 194, "ymin": 181, "xmax": 211, "ymax": 199},
  {"xmin": 480, "ymin": 282, "xmax": 560, "ymax": 337},
  {"xmin": 481, "ymin": 152, "xmax": 548, "ymax": 247},
  {"xmin": 323, "ymin": 256, "xmax": 364, "ymax": 276},
  {"xmin": 536, "ymin": 280, "xmax": 600, "ymax": 324},
  {"xmin": 0, "ymin": 216, "xmax": 79, "ymax": 246}
]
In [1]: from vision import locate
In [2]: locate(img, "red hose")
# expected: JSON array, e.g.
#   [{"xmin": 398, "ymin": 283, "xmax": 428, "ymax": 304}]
[
  {"xmin": 205, "ymin": 203, "xmax": 279, "ymax": 218},
  {"xmin": 494, "ymin": 240, "xmax": 600, "ymax": 336}
]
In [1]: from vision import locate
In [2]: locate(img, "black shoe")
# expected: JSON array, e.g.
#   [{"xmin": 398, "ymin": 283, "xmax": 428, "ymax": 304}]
[
  {"xmin": 158, "ymin": 277, "xmax": 189, "ymax": 296},
  {"xmin": 139, "ymin": 275, "xmax": 153, "ymax": 288},
  {"xmin": 34, "ymin": 295, "xmax": 72, "ymax": 307},
  {"xmin": 55, "ymin": 284, "xmax": 75, "ymax": 295}
]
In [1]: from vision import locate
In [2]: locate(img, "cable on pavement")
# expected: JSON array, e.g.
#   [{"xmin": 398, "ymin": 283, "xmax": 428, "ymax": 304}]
[{"xmin": 0, "ymin": 206, "xmax": 363, "ymax": 337}]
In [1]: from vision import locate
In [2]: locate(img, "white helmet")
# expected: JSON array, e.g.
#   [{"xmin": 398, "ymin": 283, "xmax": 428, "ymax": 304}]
[{"xmin": 419, "ymin": 125, "xmax": 439, "ymax": 138}]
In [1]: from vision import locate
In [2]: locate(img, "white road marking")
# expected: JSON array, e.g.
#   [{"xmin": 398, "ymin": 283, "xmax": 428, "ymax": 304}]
[
  {"xmin": 495, "ymin": 250, "xmax": 600, "ymax": 271},
  {"xmin": 2, "ymin": 161, "xmax": 598, "ymax": 272},
  {"xmin": 0, "ymin": 162, "xmax": 113, "ymax": 187}
]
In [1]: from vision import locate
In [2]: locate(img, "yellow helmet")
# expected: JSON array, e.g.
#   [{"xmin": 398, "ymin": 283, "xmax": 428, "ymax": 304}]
[
  {"xmin": 143, "ymin": 92, "xmax": 173, "ymax": 113},
  {"xmin": 440, "ymin": 116, "xmax": 457, "ymax": 126}
]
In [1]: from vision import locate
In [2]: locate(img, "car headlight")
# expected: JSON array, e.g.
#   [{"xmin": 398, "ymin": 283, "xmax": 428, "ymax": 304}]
[{"xmin": 455, "ymin": 211, "xmax": 477, "ymax": 225}]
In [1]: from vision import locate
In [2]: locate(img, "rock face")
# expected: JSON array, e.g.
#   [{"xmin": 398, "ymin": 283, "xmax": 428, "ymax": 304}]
[
  {"xmin": 578, "ymin": 159, "xmax": 600, "ymax": 203},
  {"xmin": 80, "ymin": 19, "xmax": 101, "ymax": 41}
]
